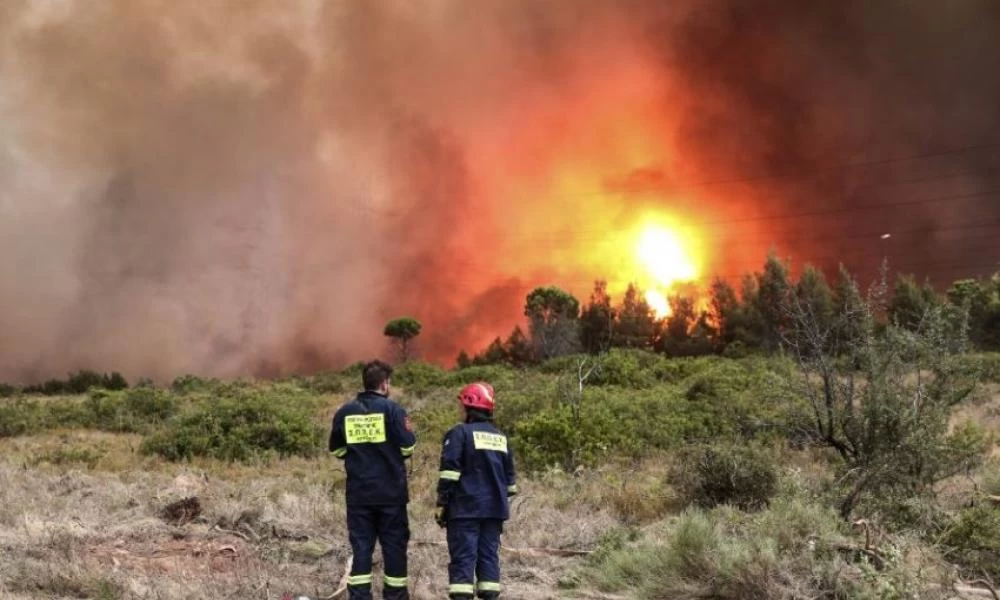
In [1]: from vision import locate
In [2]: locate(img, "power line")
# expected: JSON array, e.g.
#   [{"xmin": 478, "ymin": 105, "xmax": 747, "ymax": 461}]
[
  {"xmin": 493, "ymin": 189, "xmax": 1000, "ymax": 246},
  {"xmin": 342, "ymin": 141, "xmax": 1000, "ymax": 218},
  {"xmin": 291, "ymin": 217, "xmax": 1000, "ymax": 277},
  {"xmin": 489, "ymin": 141, "xmax": 1000, "ymax": 200}
]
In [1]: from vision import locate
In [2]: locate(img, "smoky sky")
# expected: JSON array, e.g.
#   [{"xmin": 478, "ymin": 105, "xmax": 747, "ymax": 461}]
[{"xmin": 1, "ymin": 0, "xmax": 999, "ymax": 382}]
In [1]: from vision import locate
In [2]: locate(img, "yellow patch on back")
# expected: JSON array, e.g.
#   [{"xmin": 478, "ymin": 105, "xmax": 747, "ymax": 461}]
[
  {"xmin": 473, "ymin": 431, "xmax": 507, "ymax": 453},
  {"xmin": 345, "ymin": 414, "xmax": 387, "ymax": 444}
]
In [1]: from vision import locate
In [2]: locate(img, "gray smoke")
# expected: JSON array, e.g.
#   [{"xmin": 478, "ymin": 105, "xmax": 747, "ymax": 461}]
[{"xmin": 1, "ymin": 0, "xmax": 999, "ymax": 382}]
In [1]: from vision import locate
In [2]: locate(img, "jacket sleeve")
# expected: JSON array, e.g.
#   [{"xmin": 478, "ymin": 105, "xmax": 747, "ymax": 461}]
[
  {"xmin": 391, "ymin": 404, "xmax": 417, "ymax": 459},
  {"xmin": 505, "ymin": 437, "xmax": 518, "ymax": 497},
  {"xmin": 329, "ymin": 407, "xmax": 347, "ymax": 459},
  {"xmin": 436, "ymin": 427, "xmax": 464, "ymax": 507}
]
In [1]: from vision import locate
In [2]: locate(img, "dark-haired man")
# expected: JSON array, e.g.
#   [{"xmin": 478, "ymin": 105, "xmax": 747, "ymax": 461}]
[{"xmin": 330, "ymin": 360, "xmax": 416, "ymax": 600}]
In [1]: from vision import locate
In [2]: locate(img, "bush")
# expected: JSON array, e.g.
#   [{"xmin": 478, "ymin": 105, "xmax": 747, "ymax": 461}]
[
  {"xmin": 940, "ymin": 504, "xmax": 1000, "ymax": 580},
  {"xmin": 585, "ymin": 349, "xmax": 657, "ymax": 388},
  {"xmin": 958, "ymin": 352, "xmax": 1000, "ymax": 383},
  {"xmin": 584, "ymin": 497, "xmax": 942, "ymax": 600},
  {"xmin": 171, "ymin": 374, "xmax": 220, "ymax": 394},
  {"xmin": 669, "ymin": 442, "xmax": 780, "ymax": 511},
  {"xmin": 408, "ymin": 401, "xmax": 458, "ymax": 445},
  {"xmin": 0, "ymin": 383, "xmax": 16, "ymax": 397},
  {"xmin": 20, "ymin": 370, "xmax": 129, "ymax": 395},
  {"xmin": 339, "ymin": 361, "xmax": 366, "ymax": 378},
  {"xmin": 650, "ymin": 356, "xmax": 720, "ymax": 384},
  {"xmin": 511, "ymin": 386, "xmax": 697, "ymax": 472},
  {"xmin": 85, "ymin": 388, "xmax": 179, "ymax": 433},
  {"xmin": 45, "ymin": 397, "xmax": 97, "ymax": 429},
  {"xmin": 392, "ymin": 361, "xmax": 448, "ymax": 393},
  {"xmin": 0, "ymin": 398, "xmax": 43, "ymax": 437},
  {"xmin": 301, "ymin": 371, "xmax": 345, "ymax": 394},
  {"xmin": 445, "ymin": 364, "xmax": 518, "ymax": 388},
  {"xmin": 66, "ymin": 370, "xmax": 106, "ymax": 394},
  {"xmin": 140, "ymin": 391, "xmax": 322, "ymax": 462}
]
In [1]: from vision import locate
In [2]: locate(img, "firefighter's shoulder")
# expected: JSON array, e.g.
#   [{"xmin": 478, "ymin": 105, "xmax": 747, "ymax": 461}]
[{"xmin": 441, "ymin": 423, "xmax": 467, "ymax": 443}]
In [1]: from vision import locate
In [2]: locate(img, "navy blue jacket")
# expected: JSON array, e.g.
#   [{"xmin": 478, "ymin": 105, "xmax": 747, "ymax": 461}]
[
  {"xmin": 437, "ymin": 419, "xmax": 518, "ymax": 520},
  {"xmin": 329, "ymin": 391, "xmax": 416, "ymax": 506}
]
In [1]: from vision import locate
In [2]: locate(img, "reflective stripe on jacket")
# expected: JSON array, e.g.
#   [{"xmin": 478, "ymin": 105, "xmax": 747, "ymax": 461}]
[{"xmin": 437, "ymin": 420, "xmax": 517, "ymax": 520}]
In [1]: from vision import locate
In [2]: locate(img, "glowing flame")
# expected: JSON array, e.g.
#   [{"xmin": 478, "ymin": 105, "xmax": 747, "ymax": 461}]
[
  {"xmin": 636, "ymin": 223, "xmax": 699, "ymax": 318},
  {"xmin": 637, "ymin": 225, "xmax": 698, "ymax": 284},
  {"xmin": 645, "ymin": 289, "xmax": 669, "ymax": 318}
]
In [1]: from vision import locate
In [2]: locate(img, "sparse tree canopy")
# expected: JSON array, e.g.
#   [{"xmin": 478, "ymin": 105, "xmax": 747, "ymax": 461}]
[
  {"xmin": 383, "ymin": 317, "xmax": 422, "ymax": 362},
  {"xmin": 783, "ymin": 267, "xmax": 987, "ymax": 519},
  {"xmin": 525, "ymin": 286, "xmax": 581, "ymax": 360},
  {"xmin": 754, "ymin": 251, "xmax": 792, "ymax": 351},
  {"xmin": 613, "ymin": 283, "xmax": 657, "ymax": 349},
  {"xmin": 709, "ymin": 277, "xmax": 739, "ymax": 345},
  {"xmin": 580, "ymin": 280, "xmax": 616, "ymax": 354},
  {"xmin": 948, "ymin": 275, "xmax": 1000, "ymax": 351}
]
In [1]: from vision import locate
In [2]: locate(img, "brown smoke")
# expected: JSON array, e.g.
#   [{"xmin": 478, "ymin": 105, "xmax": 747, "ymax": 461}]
[{"xmin": 1, "ymin": 1, "xmax": 999, "ymax": 382}]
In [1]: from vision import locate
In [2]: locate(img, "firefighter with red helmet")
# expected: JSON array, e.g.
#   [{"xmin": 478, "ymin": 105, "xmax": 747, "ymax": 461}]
[{"xmin": 435, "ymin": 382, "xmax": 518, "ymax": 599}]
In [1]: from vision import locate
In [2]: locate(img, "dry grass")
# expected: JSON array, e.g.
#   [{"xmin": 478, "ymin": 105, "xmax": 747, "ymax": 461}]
[
  {"xmin": 0, "ymin": 428, "xmax": 615, "ymax": 600},
  {"xmin": 3, "ymin": 379, "xmax": 998, "ymax": 599}
]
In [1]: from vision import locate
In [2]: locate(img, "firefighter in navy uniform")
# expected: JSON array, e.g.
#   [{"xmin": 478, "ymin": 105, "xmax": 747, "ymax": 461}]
[
  {"xmin": 435, "ymin": 382, "xmax": 518, "ymax": 599},
  {"xmin": 330, "ymin": 360, "xmax": 416, "ymax": 600}
]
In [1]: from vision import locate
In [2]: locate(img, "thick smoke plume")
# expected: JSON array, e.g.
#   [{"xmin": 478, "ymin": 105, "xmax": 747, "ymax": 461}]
[{"xmin": 1, "ymin": 0, "xmax": 999, "ymax": 381}]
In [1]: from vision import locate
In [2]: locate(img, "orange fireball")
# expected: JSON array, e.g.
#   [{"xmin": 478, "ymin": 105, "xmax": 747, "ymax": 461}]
[{"xmin": 635, "ymin": 221, "xmax": 700, "ymax": 318}]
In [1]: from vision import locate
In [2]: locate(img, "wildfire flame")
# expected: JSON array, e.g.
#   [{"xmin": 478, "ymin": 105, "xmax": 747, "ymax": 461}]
[{"xmin": 635, "ymin": 222, "xmax": 699, "ymax": 318}]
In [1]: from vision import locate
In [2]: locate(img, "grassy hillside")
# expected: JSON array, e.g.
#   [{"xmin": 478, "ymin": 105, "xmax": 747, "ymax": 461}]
[{"xmin": 1, "ymin": 351, "xmax": 999, "ymax": 599}]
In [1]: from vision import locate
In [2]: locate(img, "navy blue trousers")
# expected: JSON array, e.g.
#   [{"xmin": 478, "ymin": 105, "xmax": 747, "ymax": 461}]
[
  {"xmin": 346, "ymin": 504, "xmax": 410, "ymax": 600},
  {"xmin": 446, "ymin": 518, "xmax": 503, "ymax": 599}
]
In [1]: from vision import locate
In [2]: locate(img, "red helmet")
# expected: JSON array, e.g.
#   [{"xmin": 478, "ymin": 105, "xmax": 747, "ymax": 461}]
[{"xmin": 458, "ymin": 382, "xmax": 495, "ymax": 411}]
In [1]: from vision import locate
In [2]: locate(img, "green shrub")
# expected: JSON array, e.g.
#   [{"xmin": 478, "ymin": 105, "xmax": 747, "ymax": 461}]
[
  {"xmin": 140, "ymin": 391, "xmax": 322, "ymax": 462},
  {"xmin": 302, "ymin": 371, "xmax": 345, "ymax": 394},
  {"xmin": 0, "ymin": 383, "xmax": 16, "ymax": 397},
  {"xmin": 508, "ymin": 371, "xmax": 796, "ymax": 474},
  {"xmin": 0, "ymin": 398, "xmax": 43, "ymax": 437},
  {"xmin": 512, "ymin": 405, "xmax": 596, "ymax": 472},
  {"xmin": 585, "ymin": 349, "xmax": 656, "ymax": 388},
  {"xmin": 650, "ymin": 356, "xmax": 720, "ymax": 384},
  {"xmin": 408, "ymin": 401, "xmax": 458, "ymax": 444},
  {"xmin": 669, "ymin": 442, "xmax": 780, "ymax": 511},
  {"xmin": 536, "ymin": 354, "xmax": 586, "ymax": 375},
  {"xmin": 20, "ymin": 370, "xmax": 129, "ymax": 395},
  {"xmin": 339, "ymin": 361, "xmax": 366, "ymax": 378},
  {"xmin": 940, "ymin": 504, "xmax": 1000, "ymax": 580},
  {"xmin": 66, "ymin": 370, "xmax": 106, "ymax": 394},
  {"xmin": 445, "ymin": 364, "xmax": 518, "ymax": 388},
  {"xmin": 23, "ymin": 378, "xmax": 68, "ymax": 395},
  {"xmin": 584, "ymin": 497, "xmax": 941, "ymax": 600},
  {"xmin": 171, "ymin": 374, "xmax": 221, "ymax": 394},
  {"xmin": 721, "ymin": 340, "xmax": 751, "ymax": 359},
  {"xmin": 511, "ymin": 386, "xmax": 694, "ymax": 472},
  {"xmin": 959, "ymin": 352, "xmax": 1000, "ymax": 382},
  {"xmin": 392, "ymin": 361, "xmax": 448, "ymax": 393},
  {"xmin": 84, "ymin": 388, "xmax": 178, "ymax": 433},
  {"xmin": 45, "ymin": 397, "xmax": 97, "ymax": 429},
  {"xmin": 493, "ymin": 384, "xmax": 556, "ymax": 429}
]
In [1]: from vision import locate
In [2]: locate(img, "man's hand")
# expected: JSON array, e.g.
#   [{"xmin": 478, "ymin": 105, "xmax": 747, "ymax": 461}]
[{"xmin": 434, "ymin": 506, "xmax": 448, "ymax": 528}]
